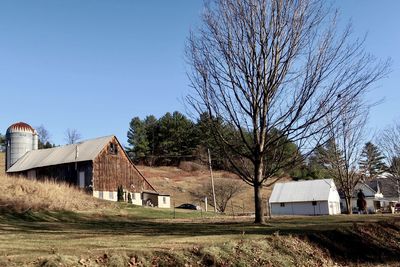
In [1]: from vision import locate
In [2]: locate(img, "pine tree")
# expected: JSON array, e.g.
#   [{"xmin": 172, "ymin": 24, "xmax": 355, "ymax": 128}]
[
  {"xmin": 126, "ymin": 117, "xmax": 150, "ymax": 163},
  {"xmin": 359, "ymin": 142, "xmax": 387, "ymax": 181}
]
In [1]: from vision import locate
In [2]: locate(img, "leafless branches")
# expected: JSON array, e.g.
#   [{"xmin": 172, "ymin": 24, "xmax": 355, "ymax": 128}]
[
  {"xmin": 321, "ymin": 97, "xmax": 369, "ymax": 213},
  {"xmin": 192, "ymin": 177, "xmax": 245, "ymax": 213},
  {"xmin": 65, "ymin": 128, "xmax": 82, "ymax": 145},
  {"xmin": 186, "ymin": 0, "xmax": 389, "ymax": 223}
]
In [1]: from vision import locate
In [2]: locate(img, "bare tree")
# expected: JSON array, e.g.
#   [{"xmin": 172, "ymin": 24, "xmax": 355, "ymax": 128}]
[
  {"xmin": 320, "ymin": 98, "xmax": 368, "ymax": 214},
  {"xmin": 36, "ymin": 125, "xmax": 52, "ymax": 148},
  {"xmin": 378, "ymin": 122, "xmax": 400, "ymax": 202},
  {"xmin": 186, "ymin": 0, "xmax": 389, "ymax": 223},
  {"xmin": 193, "ymin": 177, "xmax": 244, "ymax": 213},
  {"xmin": 65, "ymin": 128, "xmax": 82, "ymax": 144}
]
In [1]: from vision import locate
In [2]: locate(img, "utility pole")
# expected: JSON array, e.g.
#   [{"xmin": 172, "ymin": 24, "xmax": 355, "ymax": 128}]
[{"xmin": 208, "ymin": 148, "xmax": 217, "ymax": 213}]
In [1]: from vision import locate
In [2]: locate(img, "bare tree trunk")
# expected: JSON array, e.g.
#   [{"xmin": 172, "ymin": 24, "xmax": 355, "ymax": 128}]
[
  {"xmin": 254, "ymin": 184, "xmax": 264, "ymax": 223},
  {"xmin": 254, "ymin": 161, "xmax": 265, "ymax": 223},
  {"xmin": 345, "ymin": 197, "xmax": 352, "ymax": 215}
]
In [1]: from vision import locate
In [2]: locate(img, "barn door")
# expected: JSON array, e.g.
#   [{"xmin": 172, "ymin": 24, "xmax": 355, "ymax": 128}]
[{"xmin": 79, "ymin": 171, "xmax": 85, "ymax": 188}]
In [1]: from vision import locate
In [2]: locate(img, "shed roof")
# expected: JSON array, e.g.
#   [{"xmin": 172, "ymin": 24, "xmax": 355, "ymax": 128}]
[
  {"xmin": 269, "ymin": 179, "xmax": 336, "ymax": 203},
  {"xmin": 7, "ymin": 136, "xmax": 113, "ymax": 172}
]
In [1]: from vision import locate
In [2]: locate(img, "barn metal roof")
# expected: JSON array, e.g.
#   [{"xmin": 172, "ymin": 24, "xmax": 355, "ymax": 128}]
[
  {"xmin": 7, "ymin": 136, "xmax": 114, "ymax": 172},
  {"xmin": 269, "ymin": 179, "xmax": 336, "ymax": 203}
]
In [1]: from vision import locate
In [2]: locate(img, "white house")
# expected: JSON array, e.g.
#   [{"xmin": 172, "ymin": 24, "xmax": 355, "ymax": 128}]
[
  {"xmin": 269, "ymin": 179, "xmax": 341, "ymax": 216},
  {"xmin": 339, "ymin": 182, "xmax": 383, "ymax": 214}
]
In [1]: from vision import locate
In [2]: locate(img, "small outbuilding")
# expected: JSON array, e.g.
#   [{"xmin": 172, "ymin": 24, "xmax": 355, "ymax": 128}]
[{"xmin": 269, "ymin": 179, "xmax": 341, "ymax": 216}]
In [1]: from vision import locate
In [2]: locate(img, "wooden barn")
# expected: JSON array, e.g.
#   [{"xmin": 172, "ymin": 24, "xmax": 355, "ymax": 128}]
[{"xmin": 6, "ymin": 135, "xmax": 170, "ymax": 208}]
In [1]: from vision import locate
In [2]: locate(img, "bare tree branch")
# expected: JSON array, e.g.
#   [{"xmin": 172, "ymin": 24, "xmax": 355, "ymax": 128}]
[{"xmin": 186, "ymin": 0, "xmax": 390, "ymax": 223}]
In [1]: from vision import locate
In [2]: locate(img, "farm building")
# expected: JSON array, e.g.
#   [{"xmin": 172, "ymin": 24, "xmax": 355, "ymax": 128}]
[
  {"xmin": 339, "ymin": 182, "xmax": 383, "ymax": 214},
  {"xmin": 339, "ymin": 177, "xmax": 399, "ymax": 213},
  {"xmin": 5, "ymin": 122, "xmax": 170, "ymax": 208},
  {"xmin": 269, "ymin": 179, "xmax": 341, "ymax": 216}
]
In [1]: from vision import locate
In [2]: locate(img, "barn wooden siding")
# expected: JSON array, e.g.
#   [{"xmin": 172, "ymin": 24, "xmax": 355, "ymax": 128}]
[
  {"xmin": 16, "ymin": 161, "xmax": 92, "ymax": 187},
  {"xmin": 92, "ymin": 137, "xmax": 154, "ymax": 192}
]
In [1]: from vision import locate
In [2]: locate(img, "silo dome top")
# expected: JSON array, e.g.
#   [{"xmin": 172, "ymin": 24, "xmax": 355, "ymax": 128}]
[{"xmin": 6, "ymin": 122, "xmax": 36, "ymax": 134}]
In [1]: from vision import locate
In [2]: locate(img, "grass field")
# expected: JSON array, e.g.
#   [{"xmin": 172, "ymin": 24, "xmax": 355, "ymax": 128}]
[
  {"xmin": 1, "ymin": 152, "xmax": 400, "ymax": 266},
  {"xmin": 0, "ymin": 205, "xmax": 399, "ymax": 266}
]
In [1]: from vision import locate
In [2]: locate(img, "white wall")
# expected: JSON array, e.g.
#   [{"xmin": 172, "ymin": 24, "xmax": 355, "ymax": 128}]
[
  {"xmin": 157, "ymin": 195, "xmax": 171, "ymax": 208},
  {"xmin": 130, "ymin": 192, "xmax": 142, "ymax": 206},
  {"xmin": 271, "ymin": 201, "xmax": 330, "ymax": 216},
  {"xmin": 93, "ymin": 190, "xmax": 117, "ymax": 202},
  {"xmin": 93, "ymin": 191, "xmax": 143, "ymax": 206}
]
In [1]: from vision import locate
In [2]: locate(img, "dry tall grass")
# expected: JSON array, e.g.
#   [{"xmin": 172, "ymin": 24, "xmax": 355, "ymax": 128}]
[{"xmin": 0, "ymin": 173, "xmax": 115, "ymax": 212}]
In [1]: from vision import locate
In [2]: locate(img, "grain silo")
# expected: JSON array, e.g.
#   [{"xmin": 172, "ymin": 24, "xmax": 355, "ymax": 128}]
[{"xmin": 5, "ymin": 122, "xmax": 38, "ymax": 171}]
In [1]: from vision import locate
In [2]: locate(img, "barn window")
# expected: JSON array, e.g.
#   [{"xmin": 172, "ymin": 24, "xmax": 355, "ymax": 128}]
[
  {"xmin": 99, "ymin": 191, "xmax": 104, "ymax": 199},
  {"xmin": 280, "ymin": 203, "xmax": 285, "ymax": 207},
  {"xmin": 109, "ymin": 143, "xmax": 118, "ymax": 155},
  {"xmin": 312, "ymin": 201, "xmax": 317, "ymax": 206}
]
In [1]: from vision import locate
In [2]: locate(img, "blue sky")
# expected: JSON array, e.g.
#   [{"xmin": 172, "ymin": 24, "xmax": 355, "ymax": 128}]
[{"xmin": 0, "ymin": 1, "xmax": 399, "ymax": 146}]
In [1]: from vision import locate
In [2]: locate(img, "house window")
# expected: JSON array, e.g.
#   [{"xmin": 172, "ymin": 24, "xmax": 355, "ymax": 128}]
[
  {"xmin": 99, "ymin": 191, "xmax": 103, "ymax": 199},
  {"xmin": 280, "ymin": 203, "xmax": 285, "ymax": 207},
  {"xmin": 109, "ymin": 192, "xmax": 114, "ymax": 200},
  {"xmin": 109, "ymin": 143, "xmax": 118, "ymax": 155},
  {"xmin": 132, "ymin": 193, "xmax": 136, "ymax": 200},
  {"xmin": 163, "ymin": 196, "xmax": 167, "ymax": 204},
  {"xmin": 312, "ymin": 201, "xmax": 317, "ymax": 206}
]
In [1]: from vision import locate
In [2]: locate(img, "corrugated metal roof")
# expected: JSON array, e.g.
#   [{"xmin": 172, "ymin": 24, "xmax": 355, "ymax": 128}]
[
  {"xmin": 269, "ymin": 179, "xmax": 336, "ymax": 203},
  {"xmin": 7, "ymin": 136, "xmax": 113, "ymax": 172}
]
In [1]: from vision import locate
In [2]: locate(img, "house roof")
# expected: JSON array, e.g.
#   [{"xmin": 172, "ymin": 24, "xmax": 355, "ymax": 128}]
[
  {"xmin": 366, "ymin": 178, "xmax": 399, "ymax": 199},
  {"xmin": 7, "ymin": 136, "xmax": 114, "ymax": 172},
  {"xmin": 269, "ymin": 179, "xmax": 336, "ymax": 203}
]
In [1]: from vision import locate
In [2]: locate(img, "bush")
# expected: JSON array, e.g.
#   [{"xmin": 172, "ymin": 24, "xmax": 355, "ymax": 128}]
[
  {"xmin": 127, "ymin": 192, "xmax": 132, "ymax": 204},
  {"xmin": 117, "ymin": 185, "xmax": 124, "ymax": 202}
]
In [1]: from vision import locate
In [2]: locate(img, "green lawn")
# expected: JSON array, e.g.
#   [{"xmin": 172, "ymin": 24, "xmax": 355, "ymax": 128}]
[{"xmin": 0, "ymin": 206, "xmax": 399, "ymax": 266}]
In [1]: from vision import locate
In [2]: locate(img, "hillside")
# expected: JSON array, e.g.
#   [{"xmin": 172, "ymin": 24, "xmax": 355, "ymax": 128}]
[
  {"xmin": 1, "ymin": 152, "xmax": 400, "ymax": 266},
  {"xmin": 1, "ymin": 151, "xmax": 278, "ymax": 213},
  {"xmin": 138, "ymin": 163, "xmax": 280, "ymax": 213},
  {"xmin": 0, "ymin": 152, "xmax": 115, "ymax": 212}
]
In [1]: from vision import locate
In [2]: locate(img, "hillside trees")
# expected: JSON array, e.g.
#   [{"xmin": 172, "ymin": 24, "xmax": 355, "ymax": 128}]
[
  {"xmin": 65, "ymin": 128, "xmax": 82, "ymax": 144},
  {"xmin": 126, "ymin": 111, "xmax": 199, "ymax": 165},
  {"xmin": 193, "ymin": 178, "xmax": 244, "ymax": 213},
  {"xmin": 186, "ymin": 0, "xmax": 388, "ymax": 223},
  {"xmin": 0, "ymin": 133, "xmax": 5, "ymax": 148},
  {"xmin": 36, "ymin": 125, "xmax": 54, "ymax": 149}
]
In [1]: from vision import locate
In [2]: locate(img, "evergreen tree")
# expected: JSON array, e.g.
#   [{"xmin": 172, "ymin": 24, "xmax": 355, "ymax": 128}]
[
  {"xmin": 127, "ymin": 117, "xmax": 150, "ymax": 163},
  {"xmin": 0, "ymin": 133, "xmax": 5, "ymax": 148},
  {"xmin": 359, "ymin": 142, "xmax": 387, "ymax": 181},
  {"xmin": 158, "ymin": 111, "xmax": 198, "ymax": 165}
]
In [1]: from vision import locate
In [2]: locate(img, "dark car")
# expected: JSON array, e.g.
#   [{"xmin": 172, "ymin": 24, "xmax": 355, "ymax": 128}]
[
  {"xmin": 395, "ymin": 203, "xmax": 400, "ymax": 213},
  {"xmin": 176, "ymin": 203, "xmax": 201, "ymax": 210}
]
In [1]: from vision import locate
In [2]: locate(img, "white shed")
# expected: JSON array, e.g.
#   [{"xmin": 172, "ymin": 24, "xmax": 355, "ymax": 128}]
[{"xmin": 269, "ymin": 179, "xmax": 341, "ymax": 216}]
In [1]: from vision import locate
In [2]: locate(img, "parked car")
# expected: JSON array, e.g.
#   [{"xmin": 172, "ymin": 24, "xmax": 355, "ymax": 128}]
[
  {"xmin": 394, "ymin": 203, "xmax": 400, "ymax": 213},
  {"xmin": 176, "ymin": 203, "xmax": 201, "ymax": 210}
]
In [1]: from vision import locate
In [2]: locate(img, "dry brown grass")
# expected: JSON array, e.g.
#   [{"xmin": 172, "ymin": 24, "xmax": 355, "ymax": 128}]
[
  {"xmin": 0, "ymin": 174, "xmax": 114, "ymax": 213},
  {"xmin": 138, "ymin": 163, "xmax": 291, "ymax": 213},
  {"xmin": 0, "ymin": 152, "xmax": 4, "ymax": 173}
]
